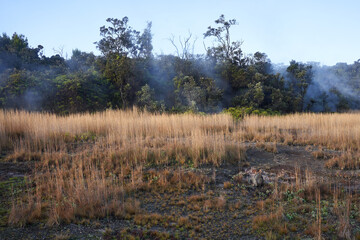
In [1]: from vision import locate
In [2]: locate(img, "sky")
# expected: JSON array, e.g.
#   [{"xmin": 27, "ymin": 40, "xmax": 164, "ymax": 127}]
[{"xmin": 1, "ymin": 0, "xmax": 360, "ymax": 66}]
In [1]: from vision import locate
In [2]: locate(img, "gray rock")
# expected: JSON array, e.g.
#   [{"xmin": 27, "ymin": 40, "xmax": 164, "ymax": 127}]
[{"xmin": 250, "ymin": 171, "xmax": 264, "ymax": 187}]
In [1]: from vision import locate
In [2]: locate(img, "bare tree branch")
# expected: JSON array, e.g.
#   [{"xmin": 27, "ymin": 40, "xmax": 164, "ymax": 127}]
[
  {"xmin": 168, "ymin": 31, "xmax": 197, "ymax": 60},
  {"xmin": 169, "ymin": 34, "xmax": 180, "ymax": 58}
]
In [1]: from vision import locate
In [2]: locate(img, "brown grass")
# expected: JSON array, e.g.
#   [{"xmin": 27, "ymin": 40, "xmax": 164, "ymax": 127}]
[
  {"xmin": 0, "ymin": 109, "xmax": 248, "ymax": 168},
  {"xmin": 188, "ymin": 194, "xmax": 206, "ymax": 203},
  {"xmin": 1, "ymin": 109, "xmax": 238, "ymax": 225},
  {"xmin": 223, "ymin": 181, "xmax": 232, "ymax": 189},
  {"xmin": 54, "ymin": 232, "xmax": 71, "ymax": 240},
  {"xmin": 2, "ymin": 109, "xmax": 360, "ymax": 226},
  {"xmin": 325, "ymin": 151, "xmax": 360, "ymax": 170},
  {"xmin": 312, "ymin": 148, "xmax": 325, "ymax": 159},
  {"xmin": 203, "ymin": 195, "xmax": 226, "ymax": 211},
  {"xmin": 256, "ymin": 200, "xmax": 265, "ymax": 211},
  {"xmin": 252, "ymin": 205, "xmax": 283, "ymax": 230},
  {"xmin": 177, "ymin": 216, "xmax": 191, "ymax": 228},
  {"xmin": 2, "ymin": 110, "xmax": 360, "ymax": 161},
  {"xmin": 241, "ymin": 113, "xmax": 360, "ymax": 151},
  {"xmin": 337, "ymin": 195, "xmax": 352, "ymax": 239},
  {"xmin": 256, "ymin": 142, "xmax": 278, "ymax": 153}
]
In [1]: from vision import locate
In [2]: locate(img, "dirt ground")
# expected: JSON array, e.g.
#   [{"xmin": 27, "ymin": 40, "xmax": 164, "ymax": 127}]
[{"xmin": 1, "ymin": 143, "xmax": 359, "ymax": 239}]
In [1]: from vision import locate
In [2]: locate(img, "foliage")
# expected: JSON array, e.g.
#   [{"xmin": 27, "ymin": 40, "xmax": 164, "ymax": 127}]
[
  {"xmin": 224, "ymin": 106, "xmax": 280, "ymax": 119},
  {"xmin": 204, "ymin": 14, "xmax": 243, "ymax": 65},
  {"xmin": 136, "ymin": 84, "xmax": 163, "ymax": 112},
  {"xmin": 286, "ymin": 60, "xmax": 313, "ymax": 111},
  {"xmin": 173, "ymin": 74, "xmax": 223, "ymax": 112},
  {"xmin": 0, "ymin": 15, "xmax": 359, "ymax": 114},
  {"xmin": 53, "ymin": 71, "xmax": 109, "ymax": 114}
]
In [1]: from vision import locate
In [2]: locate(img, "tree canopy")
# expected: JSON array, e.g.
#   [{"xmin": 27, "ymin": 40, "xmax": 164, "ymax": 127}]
[{"xmin": 0, "ymin": 15, "xmax": 358, "ymax": 115}]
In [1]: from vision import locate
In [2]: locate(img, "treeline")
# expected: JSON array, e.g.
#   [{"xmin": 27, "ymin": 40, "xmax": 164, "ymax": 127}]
[{"xmin": 0, "ymin": 15, "xmax": 359, "ymax": 114}]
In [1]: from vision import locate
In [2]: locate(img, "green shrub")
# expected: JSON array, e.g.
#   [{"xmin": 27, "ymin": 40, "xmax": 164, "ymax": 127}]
[{"xmin": 224, "ymin": 106, "xmax": 280, "ymax": 119}]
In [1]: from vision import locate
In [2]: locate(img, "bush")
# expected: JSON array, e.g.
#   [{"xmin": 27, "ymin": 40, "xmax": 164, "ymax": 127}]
[{"xmin": 224, "ymin": 106, "xmax": 280, "ymax": 119}]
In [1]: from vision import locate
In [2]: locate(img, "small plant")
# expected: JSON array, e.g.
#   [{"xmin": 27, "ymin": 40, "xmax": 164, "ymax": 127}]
[
  {"xmin": 337, "ymin": 196, "xmax": 352, "ymax": 240},
  {"xmin": 224, "ymin": 106, "xmax": 280, "ymax": 120},
  {"xmin": 283, "ymin": 190, "xmax": 295, "ymax": 202},
  {"xmin": 188, "ymin": 194, "xmax": 206, "ymax": 202},
  {"xmin": 285, "ymin": 212, "xmax": 297, "ymax": 221},
  {"xmin": 223, "ymin": 181, "xmax": 232, "ymax": 189},
  {"xmin": 256, "ymin": 200, "xmax": 265, "ymax": 211},
  {"xmin": 265, "ymin": 142, "xmax": 278, "ymax": 153},
  {"xmin": 54, "ymin": 232, "xmax": 71, "ymax": 240},
  {"xmin": 264, "ymin": 231, "xmax": 278, "ymax": 240},
  {"xmin": 252, "ymin": 205, "xmax": 283, "ymax": 231},
  {"xmin": 102, "ymin": 228, "xmax": 113, "ymax": 239},
  {"xmin": 214, "ymin": 195, "xmax": 226, "ymax": 210},
  {"xmin": 177, "ymin": 216, "xmax": 190, "ymax": 228},
  {"xmin": 232, "ymin": 173, "xmax": 243, "ymax": 184},
  {"xmin": 312, "ymin": 148, "xmax": 325, "ymax": 159}
]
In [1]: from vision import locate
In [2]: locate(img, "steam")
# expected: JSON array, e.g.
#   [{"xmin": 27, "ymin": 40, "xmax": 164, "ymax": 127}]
[
  {"xmin": 274, "ymin": 62, "xmax": 360, "ymax": 112},
  {"xmin": 304, "ymin": 64, "xmax": 359, "ymax": 111}
]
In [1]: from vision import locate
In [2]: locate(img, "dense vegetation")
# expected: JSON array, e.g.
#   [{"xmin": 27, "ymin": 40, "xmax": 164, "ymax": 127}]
[{"xmin": 0, "ymin": 15, "xmax": 359, "ymax": 114}]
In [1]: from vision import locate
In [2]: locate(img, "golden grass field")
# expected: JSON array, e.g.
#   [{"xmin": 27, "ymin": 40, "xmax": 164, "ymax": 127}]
[{"xmin": 0, "ymin": 109, "xmax": 359, "ymax": 239}]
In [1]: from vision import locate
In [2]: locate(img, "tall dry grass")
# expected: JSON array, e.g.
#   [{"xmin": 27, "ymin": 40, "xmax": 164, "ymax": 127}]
[
  {"xmin": 1, "ymin": 109, "xmax": 243, "ymax": 225},
  {"xmin": 240, "ymin": 113, "xmax": 360, "ymax": 151},
  {"xmin": 0, "ymin": 109, "xmax": 237, "ymax": 165},
  {"xmin": 2, "ymin": 110, "xmax": 359, "ymax": 155},
  {"xmin": 1, "ymin": 110, "xmax": 360, "ymax": 225}
]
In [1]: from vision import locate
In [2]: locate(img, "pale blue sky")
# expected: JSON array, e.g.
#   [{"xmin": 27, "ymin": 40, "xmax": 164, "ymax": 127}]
[{"xmin": 1, "ymin": 0, "xmax": 359, "ymax": 65}]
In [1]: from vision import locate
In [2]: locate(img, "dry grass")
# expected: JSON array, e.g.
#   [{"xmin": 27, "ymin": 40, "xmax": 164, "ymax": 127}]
[
  {"xmin": 312, "ymin": 148, "xmax": 325, "ymax": 159},
  {"xmin": 54, "ymin": 232, "xmax": 71, "ymax": 240},
  {"xmin": 252, "ymin": 205, "xmax": 283, "ymax": 231},
  {"xmin": 223, "ymin": 181, "xmax": 232, "ymax": 189},
  {"xmin": 2, "ymin": 109, "xmax": 238, "ymax": 225},
  {"xmin": 256, "ymin": 142, "xmax": 278, "ymax": 153},
  {"xmin": 337, "ymin": 195, "xmax": 352, "ymax": 239},
  {"xmin": 188, "ymin": 194, "xmax": 206, "ymax": 203},
  {"xmin": 325, "ymin": 151, "xmax": 360, "ymax": 170},
  {"xmin": 2, "ymin": 110, "xmax": 360, "ymax": 159},
  {"xmin": 1, "ymin": 109, "xmax": 360, "ymax": 226},
  {"xmin": 203, "ymin": 195, "xmax": 227, "ymax": 212},
  {"xmin": 240, "ymin": 113, "xmax": 360, "ymax": 151},
  {"xmin": 0, "ymin": 109, "xmax": 244, "ymax": 167},
  {"xmin": 256, "ymin": 200, "xmax": 265, "ymax": 211}
]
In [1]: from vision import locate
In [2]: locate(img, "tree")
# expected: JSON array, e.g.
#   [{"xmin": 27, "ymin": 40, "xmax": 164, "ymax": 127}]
[
  {"xmin": 204, "ymin": 14, "xmax": 243, "ymax": 65},
  {"xmin": 67, "ymin": 49, "xmax": 96, "ymax": 72},
  {"xmin": 136, "ymin": 22, "xmax": 153, "ymax": 59},
  {"xmin": 169, "ymin": 32, "xmax": 197, "ymax": 60},
  {"xmin": 96, "ymin": 17, "xmax": 141, "ymax": 108},
  {"xmin": 96, "ymin": 17, "xmax": 139, "ymax": 57},
  {"xmin": 95, "ymin": 17, "xmax": 154, "ymax": 109},
  {"xmin": 252, "ymin": 82, "xmax": 265, "ymax": 107},
  {"xmin": 286, "ymin": 60, "xmax": 313, "ymax": 111},
  {"xmin": 103, "ymin": 55, "xmax": 134, "ymax": 108},
  {"xmin": 54, "ymin": 71, "xmax": 109, "ymax": 114},
  {"xmin": 0, "ymin": 33, "xmax": 43, "ymax": 71},
  {"xmin": 0, "ymin": 69, "xmax": 35, "ymax": 109},
  {"xmin": 173, "ymin": 75, "xmax": 223, "ymax": 112},
  {"xmin": 136, "ymin": 84, "xmax": 162, "ymax": 112},
  {"xmin": 0, "ymin": 68, "xmax": 57, "ymax": 111},
  {"xmin": 133, "ymin": 22, "xmax": 154, "ymax": 99}
]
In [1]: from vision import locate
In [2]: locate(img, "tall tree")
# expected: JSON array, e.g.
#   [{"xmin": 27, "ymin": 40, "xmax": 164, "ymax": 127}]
[
  {"xmin": 136, "ymin": 22, "xmax": 153, "ymax": 59},
  {"xmin": 286, "ymin": 60, "xmax": 313, "ymax": 111},
  {"xmin": 204, "ymin": 14, "xmax": 243, "ymax": 65},
  {"xmin": 95, "ymin": 17, "xmax": 140, "ymax": 108},
  {"xmin": 96, "ymin": 17, "xmax": 139, "ymax": 57},
  {"xmin": 0, "ymin": 33, "xmax": 43, "ymax": 71}
]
